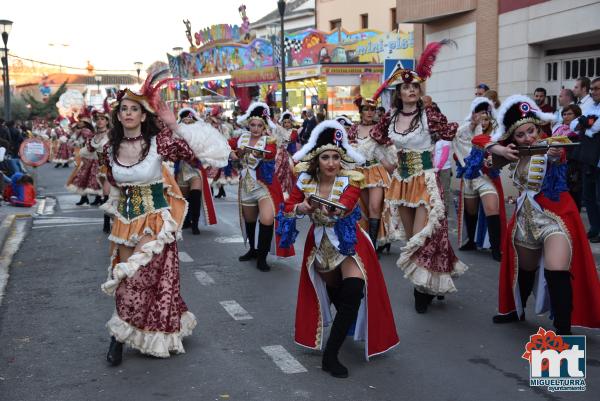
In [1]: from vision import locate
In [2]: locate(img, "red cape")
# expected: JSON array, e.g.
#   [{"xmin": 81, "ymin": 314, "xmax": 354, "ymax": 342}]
[{"xmin": 498, "ymin": 191, "xmax": 600, "ymax": 328}]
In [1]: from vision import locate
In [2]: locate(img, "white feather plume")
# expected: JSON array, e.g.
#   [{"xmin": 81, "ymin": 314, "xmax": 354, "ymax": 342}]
[
  {"xmin": 491, "ymin": 94, "xmax": 556, "ymax": 142},
  {"xmin": 175, "ymin": 120, "xmax": 231, "ymax": 168},
  {"xmin": 465, "ymin": 97, "xmax": 496, "ymax": 121},
  {"xmin": 335, "ymin": 115, "xmax": 353, "ymax": 127},
  {"xmin": 278, "ymin": 110, "xmax": 301, "ymax": 124},
  {"xmin": 292, "ymin": 120, "xmax": 366, "ymax": 164}
]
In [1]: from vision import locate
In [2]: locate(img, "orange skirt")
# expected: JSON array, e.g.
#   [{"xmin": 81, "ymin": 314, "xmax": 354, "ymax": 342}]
[
  {"xmin": 357, "ymin": 164, "xmax": 390, "ymax": 189},
  {"xmin": 387, "ymin": 174, "xmax": 430, "ymax": 207}
]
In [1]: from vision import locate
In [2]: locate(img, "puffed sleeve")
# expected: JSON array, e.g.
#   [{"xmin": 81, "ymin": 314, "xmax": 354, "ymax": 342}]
[
  {"xmin": 369, "ymin": 112, "xmax": 393, "ymax": 146},
  {"xmin": 426, "ymin": 106, "xmax": 458, "ymax": 141},
  {"xmin": 156, "ymin": 127, "xmax": 197, "ymax": 164}
]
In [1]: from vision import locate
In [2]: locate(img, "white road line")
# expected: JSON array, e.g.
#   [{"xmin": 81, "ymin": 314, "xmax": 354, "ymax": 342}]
[
  {"xmin": 0, "ymin": 219, "xmax": 29, "ymax": 306},
  {"xmin": 261, "ymin": 345, "xmax": 307, "ymax": 374},
  {"xmin": 179, "ymin": 251, "xmax": 193, "ymax": 263},
  {"xmin": 194, "ymin": 270, "xmax": 215, "ymax": 285},
  {"xmin": 36, "ymin": 198, "xmax": 46, "ymax": 215},
  {"xmin": 32, "ymin": 222, "xmax": 103, "ymax": 229},
  {"xmin": 34, "ymin": 218, "xmax": 104, "ymax": 225},
  {"xmin": 214, "ymin": 235, "xmax": 245, "ymax": 243},
  {"xmin": 59, "ymin": 208, "xmax": 103, "ymax": 213},
  {"xmin": 219, "ymin": 300, "xmax": 253, "ymax": 320}
]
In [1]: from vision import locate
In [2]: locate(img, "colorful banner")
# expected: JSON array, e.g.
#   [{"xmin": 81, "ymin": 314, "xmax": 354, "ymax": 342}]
[
  {"xmin": 348, "ymin": 30, "xmax": 414, "ymax": 63},
  {"xmin": 360, "ymin": 73, "xmax": 381, "ymax": 99},
  {"xmin": 231, "ymin": 66, "xmax": 280, "ymax": 86}
]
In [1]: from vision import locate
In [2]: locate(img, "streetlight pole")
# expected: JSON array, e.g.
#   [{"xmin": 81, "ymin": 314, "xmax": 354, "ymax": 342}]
[
  {"xmin": 134, "ymin": 61, "xmax": 143, "ymax": 84},
  {"xmin": 0, "ymin": 20, "xmax": 13, "ymax": 121},
  {"xmin": 172, "ymin": 47, "xmax": 183, "ymax": 108},
  {"xmin": 277, "ymin": 0, "xmax": 286, "ymax": 111},
  {"xmin": 95, "ymin": 74, "xmax": 102, "ymax": 94}
]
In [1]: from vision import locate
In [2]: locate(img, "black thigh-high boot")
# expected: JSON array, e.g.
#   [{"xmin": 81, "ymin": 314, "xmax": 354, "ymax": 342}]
[
  {"xmin": 76, "ymin": 195, "xmax": 89, "ymax": 206},
  {"xmin": 413, "ymin": 288, "xmax": 435, "ymax": 314},
  {"xmin": 189, "ymin": 189, "xmax": 202, "ymax": 235},
  {"xmin": 367, "ymin": 218, "xmax": 380, "ymax": 249},
  {"xmin": 459, "ymin": 212, "xmax": 478, "ymax": 250},
  {"xmin": 239, "ymin": 221, "xmax": 257, "ymax": 261},
  {"xmin": 486, "ymin": 214, "xmax": 502, "ymax": 261},
  {"xmin": 322, "ymin": 277, "xmax": 364, "ymax": 378},
  {"xmin": 103, "ymin": 214, "xmax": 111, "ymax": 234},
  {"xmin": 106, "ymin": 336, "xmax": 123, "ymax": 366},
  {"xmin": 544, "ymin": 270, "xmax": 573, "ymax": 335},
  {"xmin": 182, "ymin": 194, "xmax": 192, "ymax": 229},
  {"xmin": 326, "ymin": 285, "xmax": 341, "ymax": 311},
  {"xmin": 256, "ymin": 223, "xmax": 273, "ymax": 272},
  {"xmin": 493, "ymin": 268, "xmax": 536, "ymax": 323}
]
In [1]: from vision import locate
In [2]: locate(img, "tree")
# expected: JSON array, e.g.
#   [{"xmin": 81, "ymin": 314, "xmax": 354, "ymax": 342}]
[
  {"xmin": 22, "ymin": 81, "xmax": 68, "ymax": 120},
  {"xmin": 0, "ymin": 96, "xmax": 31, "ymax": 120}
]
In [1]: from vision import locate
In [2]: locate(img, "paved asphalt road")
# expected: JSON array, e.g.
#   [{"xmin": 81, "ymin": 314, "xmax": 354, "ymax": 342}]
[{"xmin": 0, "ymin": 164, "xmax": 598, "ymax": 401}]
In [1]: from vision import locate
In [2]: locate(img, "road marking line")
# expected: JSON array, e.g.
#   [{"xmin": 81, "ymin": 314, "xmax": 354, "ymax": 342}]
[
  {"xmin": 0, "ymin": 220, "xmax": 29, "ymax": 306},
  {"xmin": 179, "ymin": 251, "xmax": 193, "ymax": 262},
  {"xmin": 261, "ymin": 345, "xmax": 307, "ymax": 374},
  {"xmin": 32, "ymin": 222, "xmax": 103, "ymax": 229},
  {"xmin": 214, "ymin": 235, "xmax": 245, "ymax": 244},
  {"xmin": 194, "ymin": 270, "xmax": 215, "ymax": 285},
  {"xmin": 219, "ymin": 300, "xmax": 253, "ymax": 320},
  {"xmin": 36, "ymin": 198, "xmax": 46, "ymax": 215},
  {"xmin": 34, "ymin": 218, "xmax": 103, "ymax": 225}
]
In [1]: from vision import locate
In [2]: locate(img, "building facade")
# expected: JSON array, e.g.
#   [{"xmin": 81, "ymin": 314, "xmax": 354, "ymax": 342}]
[
  {"xmin": 398, "ymin": 0, "xmax": 600, "ymax": 122},
  {"xmin": 316, "ymin": 0, "xmax": 400, "ymax": 32},
  {"xmin": 252, "ymin": 0, "xmax": 316, "ymax": 39}
]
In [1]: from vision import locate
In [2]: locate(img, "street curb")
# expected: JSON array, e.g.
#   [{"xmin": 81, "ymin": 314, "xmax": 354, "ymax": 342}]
[{"xmin": 0, "ymin": 214, "xmax": 17, "ymax": 252}]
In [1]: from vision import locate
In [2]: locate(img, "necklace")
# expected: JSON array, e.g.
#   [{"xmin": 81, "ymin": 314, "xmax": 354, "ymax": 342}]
[
  {"xmin": 399, "ymin": 108, "xmax": 418, "ymax": 116},
  {"xmin": 123, "ymin": 134, "xmax": 143, "ymax": 142}
]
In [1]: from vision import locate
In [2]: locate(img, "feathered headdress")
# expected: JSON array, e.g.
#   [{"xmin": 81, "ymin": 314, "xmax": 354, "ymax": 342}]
[
  {"xmin": 372, "ymin": 39, "xmax": 457, "ymax": 101},
  {"xmin": 115, "ymin": 68, "xmax": 175, "ymax": 114},
  {"xmin": 177, "ymin": 107, "xmax": 199, "ymax": 123},
  {"xmin": 77, "ymin": 106, "xmax": 93, "ymax": 124},
  {"xmin": 236, "ymin": 101, "xmax": 276, "ymax": 130},
  {"xmin": 492, "ymin": 94, "xmax": 555, "ymax": 142},
  {"xmin": 465, "ymin": 97, "xmax": 497, "ymax": 122},
  {"xmin": 335, "ymin": 115, "xmax": 353, "ymax": 128},
  {"xmin": 92, "ymin": 97, "xmax": 112, "ymax": 119},
  {"xmin": 353, "ymin": 95, "xmax": 378, "ymax": 111},
  {"xmin": 293, "ymin": 120, "xmax": 366, "ymax": 164},
  {"xmin": 278, "ymin": 110, "xmax": 300, "ymax": 124}
]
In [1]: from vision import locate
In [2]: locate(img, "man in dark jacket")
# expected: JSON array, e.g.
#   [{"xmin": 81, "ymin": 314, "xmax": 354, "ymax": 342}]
[
  {"xmin": 299, "ymin": 109, "xmax": 317, "ymax": 145},
  {"xmin": 6, "ymin": 121, "xmax": 23, "ymax": 175}
]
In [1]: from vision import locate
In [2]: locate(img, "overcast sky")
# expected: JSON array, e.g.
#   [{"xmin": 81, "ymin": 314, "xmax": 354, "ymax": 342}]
[{"xmin": 2, "ymin": 1, "xmax": 275, "ymax": 72}]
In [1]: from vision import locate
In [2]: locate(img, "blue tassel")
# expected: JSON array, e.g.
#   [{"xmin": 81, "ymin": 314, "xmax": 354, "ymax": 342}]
[
  {"xmin": 334, "ymin": 207, "xmax": 362, "ymax": 256},
  {"xmin": 541, "ymin": 162, "xmax": 568, "ymax": 202},
  {"xmin": 276, "ymin": 205, "xmax": 299, "ymax": 248},
  {"xmin": 456, "ymin": 147, "xmax": 484, "ymax": 180},
  {"xmin": 257, "ymin": 160, "xmax": 275, "ymax": 185}
]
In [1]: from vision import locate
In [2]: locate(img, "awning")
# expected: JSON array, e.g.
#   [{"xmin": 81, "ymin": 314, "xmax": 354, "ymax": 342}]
[{"xmin": 231, "ymin": 66, "xmax": 280, "ymax": 87}]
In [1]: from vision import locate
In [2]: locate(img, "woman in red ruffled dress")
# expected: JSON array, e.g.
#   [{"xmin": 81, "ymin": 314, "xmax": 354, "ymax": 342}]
[
  {"xmin": 100, "ymin": 71, "xmax": 219, "ymax": 365},
  {"xmin": 277, "ymin": 120, "xmax": 399, "ymax": 378}
]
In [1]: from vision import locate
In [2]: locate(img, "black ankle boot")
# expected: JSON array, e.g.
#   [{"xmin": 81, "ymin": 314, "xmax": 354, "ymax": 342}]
[
  {"xmin": 493, "ymin": 269, "xmax": 535, "ymax": 323},
  {"xmin": 367, "ymin": 218, "xmax": 380, "ymax": 249},
  {"xmin": 106, "ymin": 336, "xmax": 123, "ymax": 366},
  {"xmin": 219, "ymin": 186, "xmax": 226, "ymax": 198},
  {"xmin": 189, "ymin": 189, "xmax": 202, "ymax": 235},
  {"xmin": 76, "ymin": 195, "xmax": 89, "ymax": 206},
  {"xmin": 239, "ymin": 221, "xmax": 257, "ymax": 261},
  {"xmin": 322, "ymin": 278, "xmax": 364, "ymax": 378},
  {"xmin": 54, "ymin": 163, "xmax": 61, "ymax": 168},
  {"xmin": 90, "ymin": 195, "xmax": 103, "ymax": 206},
  {"xmin": 544, "ymin": 270, "xmax": 573, "ymax": 335},
  {"xmin": 459, "ymin": 212, "xmax": 478, "ymax": 251},
  {"xmin": 486, "ymin": 214, "xmax": 502, "ymax": 261},
  {"xmin": 103, "ymin": 215, "xmax": 111, "ymax": 234},
  {"xmin": 377, "ymin": 243, "xmax": 391, "ymax": 254},
  {"xmin": 256, "ymin": 223, "xmax": 273, "ymax": 272},
  {"xmin": 62, "ymin": 163, "xmax": 69, "ymax": 168},
  {"xmin": 413, "ymin": 288, "xmax": 434, "ymax": 314}
]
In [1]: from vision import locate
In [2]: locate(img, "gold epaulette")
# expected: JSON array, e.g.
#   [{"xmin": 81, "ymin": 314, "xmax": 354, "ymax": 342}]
[
  {"xmin": 294, "ymin": 162, "xmax": 309, "ymax": 174},
  {"xmin": 341, "ymin": 169, "xmax": 365, "ymax": 189}
]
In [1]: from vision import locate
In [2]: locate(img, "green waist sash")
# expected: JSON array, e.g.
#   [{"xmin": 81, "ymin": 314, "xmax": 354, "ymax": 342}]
[{"xmin": 118, "ymin": 182, "xmax": 168, "ymax": 220}]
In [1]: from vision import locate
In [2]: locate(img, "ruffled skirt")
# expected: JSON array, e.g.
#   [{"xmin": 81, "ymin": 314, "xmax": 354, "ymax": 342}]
[
  {"xmin": 102, "ymin": 166, "xmax": 196, "ymax": 357},
  {"xmin": 384, "ymin": 170, "xmax": 468, "ymax": 294},
  {"xmin": 66, "ymin": 157, "xmax": 102, "ymax": 195}
]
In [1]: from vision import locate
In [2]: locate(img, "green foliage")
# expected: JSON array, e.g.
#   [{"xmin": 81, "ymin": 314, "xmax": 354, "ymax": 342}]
[{"xmin": 22, "ymin": 81, "xmax": 68, "ymax": 120}]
